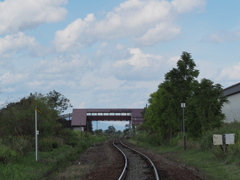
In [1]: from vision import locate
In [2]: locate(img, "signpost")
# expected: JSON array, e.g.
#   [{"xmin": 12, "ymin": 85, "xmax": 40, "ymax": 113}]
[
  {"xmin": 181, "ymin": 103, "xmax": 186, "ymax": 150},
  {"xmin": 35, "ymin": 107, "xmax": 41, "ymax": 161}
]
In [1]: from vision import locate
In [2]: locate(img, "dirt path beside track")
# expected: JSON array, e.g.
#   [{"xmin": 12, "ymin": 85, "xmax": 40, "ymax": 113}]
[{"xmin": 51, "ymin": 139, "xmax": 205, "ymax": 180}]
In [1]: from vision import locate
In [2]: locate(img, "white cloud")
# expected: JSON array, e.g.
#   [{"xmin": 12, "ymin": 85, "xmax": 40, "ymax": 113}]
[
  {"xmin": 113, "ymin": 48, "xmax": 176, "ymax": 81},
  {"xmin": 172, "ymin": 0, "xmax": 205, "ymax": 13},
  {"xmin": 114, "ymin": 48, "xmax": 154, "ymax": 69},
  {"xmin": 206, "ymin": 30, "xmax": 240, "ymax": 43},
  {"xmin": 0, "ymin": 32, "xmax": 38, "ymax": 56},
  {"xmin": 54, "ymin": 14, "xmax": 95, "ymax": 52},
  {"xmin": 0, "ymin": 54, "xmax": 88, "ymax": 93},
  {"xmin": 0, "ymin": 0, "xmax": 67, "ymax": 34},
  {"xmin": 54, "ymin": 0, "xmax": 205, "ymax": 52},
  {"xmin": 135, "ymin": 22, "xmax": 181, "ymax": 45},
  {"xmin": 0, "ymin": 72, "xmax": 28, "ymax": 85},
  {"xmin": 219, "ymin": 63, "xmax": 240, "ymax": 81}
]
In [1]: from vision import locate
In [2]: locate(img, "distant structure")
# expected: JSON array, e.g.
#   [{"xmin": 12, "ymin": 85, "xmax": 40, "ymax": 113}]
[
  {"xmin": 68, "ymin": 108, "xmax": 144, "ymax": 131},
  {"xmin": 222, "ymin": 82, "xmax": 240, "ymax": 123}
]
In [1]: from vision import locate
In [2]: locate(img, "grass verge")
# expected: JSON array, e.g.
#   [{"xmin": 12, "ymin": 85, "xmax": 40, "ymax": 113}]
[
  {"xmin": 128, "ymin": 138, "xmax": 240, "ymax": 180},
  {"xmin": 0, "ymin": 136, "xmax": 106, "ymax": 180}
]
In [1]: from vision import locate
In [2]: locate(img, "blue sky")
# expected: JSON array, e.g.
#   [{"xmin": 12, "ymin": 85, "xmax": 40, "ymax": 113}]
[{"xmin": 1, "ymin": 0, "xmax": 240, "ymax": 130}]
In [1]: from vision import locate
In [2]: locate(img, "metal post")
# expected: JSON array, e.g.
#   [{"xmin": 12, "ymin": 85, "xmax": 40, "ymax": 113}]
[
  {"xmin": 35, "ymin": 107, "xmax": 38, "ymax": 161},
  {"xmin": 181, "ymin": 103, "xmax": 186, "ymax": 150},
  {"xmin": 80, "ymin": 123, "xmax": 82, "ymax": 139}
]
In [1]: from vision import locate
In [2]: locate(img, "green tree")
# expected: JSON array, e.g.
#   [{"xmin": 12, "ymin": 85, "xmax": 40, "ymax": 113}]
[
  {"xmin": 106, "ymin": 126, "xmax": 116, "ymax": 134},
  {"xmin": 186, "ymin": 78, "xmax": 228, "ymax": 138},
  {"xmin": 0, "ymin": 91, "xmax": 72, "ymax": 137},
  {"xmin": 164, "ymin": 52, "xmax": 199, "ymax": 130},
  {"xmin": 144, "ymin": 52, "xmax": 199, "ymax": 140},
  {"xmin": 143, "ymin": 51, "xmax": 227, "ymax": 141},
  {"xmin": 0, "ymin": 95, "xmax": 58, "ymax": 137},
  {"xmin": 45, "ymin": 90, "xmax": 72, "ymax": 114}
]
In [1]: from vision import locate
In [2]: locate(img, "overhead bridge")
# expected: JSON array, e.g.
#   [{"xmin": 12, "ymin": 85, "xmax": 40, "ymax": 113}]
[{"xmin": 68, "ymin": 108, "xmax": 144, "ymax": 131}]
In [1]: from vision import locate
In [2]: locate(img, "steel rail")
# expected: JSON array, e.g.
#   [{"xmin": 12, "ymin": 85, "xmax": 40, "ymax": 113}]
[
  {"xmin": 119, "ymin": 139, "xmax": 160, "ymax": 180},
  {"xmin": 113, "ymin": 139, "xmax": 128, "ymax": 180}
]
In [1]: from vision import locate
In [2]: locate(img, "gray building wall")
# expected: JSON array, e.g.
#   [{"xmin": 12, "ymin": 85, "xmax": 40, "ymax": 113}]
[{"xmin": 222, "ymin": 83, "xmax": 240, "ymax": 123}]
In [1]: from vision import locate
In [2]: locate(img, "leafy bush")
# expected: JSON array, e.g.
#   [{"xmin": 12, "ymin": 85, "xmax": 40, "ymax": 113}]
[
  {"xmin": 39, "ymin": 138, "xmax": 54, "ymax": 152},
  {"xmin": 133, "ymin": 131, "xmax": 162, "ymax": 145},
  {"xmin": 58, "ymin": 129, "xmax": 79, "ymax": 147},
  {"xmin": 200, "ymin": 130, "xmax": 215, "ymax": 151},
  {"xmin": 2, "ymin": 136, "xmax": 33, "ymax": 156},
  {"xmin": 0, "ymin": 144, "xmax": 17, "ymax": 163},
  {"xmin": 39, "ymin": 137, "xmax": 63, "ymax": 152}
]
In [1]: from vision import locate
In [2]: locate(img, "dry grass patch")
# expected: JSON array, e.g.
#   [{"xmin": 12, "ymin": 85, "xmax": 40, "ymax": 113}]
[{"xmin": 52, "ymin": 163, "xmax": 94, "ymax": 180}]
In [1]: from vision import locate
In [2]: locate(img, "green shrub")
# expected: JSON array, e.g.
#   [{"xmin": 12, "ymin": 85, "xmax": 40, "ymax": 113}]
[
  {"xmin": 0, "ymin": 144, "xmax": 17, "ymax": 163},
  {"xmin": 38, "ymin": 137, "xmax": 63, "ymax": 152},
  {"xmin": 2, "ymin": 136, "xmax": 33, "ymax": 156},
  {"xmin": 52, "ymin": 141, "xmax": 58, "ymax": 149},
  {"xmin": 39, "ymin": 138, "xmax": 53, "ymax": 152},
  {"xmin": 169, "ymin": 133, "xmax": 184, "ymax": 146},
  {"xmin": 200, "ymin": 130, "xmax": 214, "ymax": 150},
  {"xmin": 133, "ymin": 131, "xmax": 162, "ymax": 145},
  {"xmin": 58, "ymin": 129, "xmax": 79, "ymax": 147}
]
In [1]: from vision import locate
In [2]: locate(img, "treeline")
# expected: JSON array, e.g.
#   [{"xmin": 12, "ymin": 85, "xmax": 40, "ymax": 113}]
[
  {"xmin": 141, "ymin": 52, "xmax": 228, "ymax": 142},
  {"xmin": 0, "ymin": 90, "xmax": 76, "ymax": 163},
  {"xmin": 0, "ymin": 90, "xmax": 71, "ymax": 137}
]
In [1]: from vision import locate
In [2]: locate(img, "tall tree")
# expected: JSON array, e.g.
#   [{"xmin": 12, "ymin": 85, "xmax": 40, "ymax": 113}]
[
  {"xmin": 46, "ymin": 90, "xmax": 72, "ymax": 114},
  {"xmin": 143, "ymin": 52, "xmax": 227, "ymax": 140},
  {"xmin": 186, "ymin": 78, "xmax": 228, "ymax": 138}
]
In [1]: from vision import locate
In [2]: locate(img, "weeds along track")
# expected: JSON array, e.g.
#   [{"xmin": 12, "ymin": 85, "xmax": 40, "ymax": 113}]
[{"xmin": 113, "ymin": 139, "xmax": 160, "ymax": 180}]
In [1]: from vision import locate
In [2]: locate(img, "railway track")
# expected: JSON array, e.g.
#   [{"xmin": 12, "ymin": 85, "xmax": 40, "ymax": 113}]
[{"xmin": 113, "ymin": 139, "xmax": 160, "ymax": 180}]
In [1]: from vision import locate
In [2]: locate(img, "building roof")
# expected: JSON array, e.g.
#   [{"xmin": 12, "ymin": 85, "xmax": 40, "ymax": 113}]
[{"xmin": 223, "ymin": 82, "xmax": 240, "ymax": 96}]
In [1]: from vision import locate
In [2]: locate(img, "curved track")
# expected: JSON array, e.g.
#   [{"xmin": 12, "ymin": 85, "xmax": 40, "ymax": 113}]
[{"xmin": 113, "ymin": 139, "xmax": 160, "ymax": 180}]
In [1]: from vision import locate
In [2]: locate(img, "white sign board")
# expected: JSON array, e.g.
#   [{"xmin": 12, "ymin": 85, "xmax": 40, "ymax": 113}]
[
  {"xmin": 213, "ymin": 134, "xmax": 223, "ymax": 145},
  {"xmin": 181, "ymin": 103, "xmax": 185, "ymax": 108},
  {"xmin": 225, "ymin": 133, "xmax": 235, "ymax": 144}
]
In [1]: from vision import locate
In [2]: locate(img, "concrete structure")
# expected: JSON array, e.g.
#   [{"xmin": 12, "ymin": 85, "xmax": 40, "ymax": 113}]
[
  {"xmin": 222, "ymin": 82, "xmax": 240, "ymax": 123},
  {"xmin": 71, "ymin": 108, "xmax": 144, "ymax": 131}
]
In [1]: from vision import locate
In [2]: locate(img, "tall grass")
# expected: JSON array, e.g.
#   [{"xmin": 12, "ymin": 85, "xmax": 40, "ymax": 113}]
[
  {"xmin": 0, "ymin": 132, "xmax": 107, "ymax": 180},
  {"xmin": 200, "ymin": 121, "xmax": 240, "ymax": 155}
]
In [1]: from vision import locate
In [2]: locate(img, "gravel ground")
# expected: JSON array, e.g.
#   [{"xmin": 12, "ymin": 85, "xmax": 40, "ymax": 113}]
[
  {"xmin": 52, "ymin": 139, "xmax": 206, "ymax": 180},
  {"xmin": 52, "ymin": 140, "xmax": 123, "ymax": 180}
]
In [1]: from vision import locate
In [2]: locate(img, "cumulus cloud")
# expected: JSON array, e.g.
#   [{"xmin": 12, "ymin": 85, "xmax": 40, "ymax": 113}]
[
  {"xmin": 0, "ymin": 32, "xmax": 38, "ymax": 56},
  {"xmin": 113, "ymin": 48, "xmax": 177, "ymax": 81},
  {"xmin": 135, "ymin": 22, "xmax": 180, "ymax": 45},
  {"xmin": 114, "ymin": 48, "xmax": 160, "ymax": 69},
  {"xmin": 0, "ymin": 0, "xmax": 67, "ymax": 34},
  {"xmin": 54, "ymin": 14, "xmax": 96, "ymax": 52},
  {"xmin": 54, "ymin": 0, "xmax": 205, "ymax": 52},
  {"xmin": 0, "ymin": 54, "xmax": 86, "ymax": 93}
]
